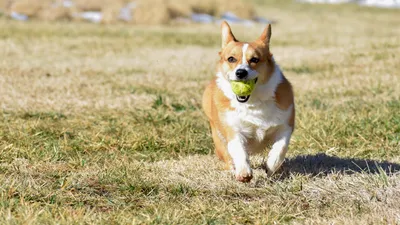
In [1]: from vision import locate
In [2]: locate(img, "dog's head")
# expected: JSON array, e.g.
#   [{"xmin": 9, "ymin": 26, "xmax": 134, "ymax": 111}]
[{"xmin": 218, "ymin": 21, "xmax": 275, "ymax": 102}]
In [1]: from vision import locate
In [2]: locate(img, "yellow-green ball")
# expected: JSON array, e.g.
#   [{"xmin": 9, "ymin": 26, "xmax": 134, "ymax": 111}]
[{"xmin": 230, "ymin": 79, "xmax": 257, "ymax": 96}]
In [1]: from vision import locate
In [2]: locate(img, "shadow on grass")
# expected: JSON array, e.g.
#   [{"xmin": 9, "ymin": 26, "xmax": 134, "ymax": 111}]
[{"xmin": 278, "ymin": 153, "xmax": 400, "ymax": 177}]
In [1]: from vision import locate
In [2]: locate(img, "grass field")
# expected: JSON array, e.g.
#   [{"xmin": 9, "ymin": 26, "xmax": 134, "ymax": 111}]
[{"xmin": 1, "ymin": 1, "xmax": 400, "ymax": 224}]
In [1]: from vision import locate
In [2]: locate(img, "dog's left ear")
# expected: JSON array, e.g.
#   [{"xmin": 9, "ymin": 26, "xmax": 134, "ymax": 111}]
[{"xmin": 258, "ymin": 24, "xmax": 272, "ymax": 47}]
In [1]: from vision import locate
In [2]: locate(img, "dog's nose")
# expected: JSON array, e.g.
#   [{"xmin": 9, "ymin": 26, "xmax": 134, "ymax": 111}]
[{"xmin": 235, "ymin": 69, "xmax": 248, "ymax": 79}]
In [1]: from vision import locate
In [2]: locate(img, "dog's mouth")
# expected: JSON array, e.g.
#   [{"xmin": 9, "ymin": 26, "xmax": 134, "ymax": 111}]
[
  {"xmin": 236, "ymin": 95, "xmax": 250, "ymax": 103},
  {"xmin": 235, "ymin": 78, "xmax": 257, "ymax": 103}
]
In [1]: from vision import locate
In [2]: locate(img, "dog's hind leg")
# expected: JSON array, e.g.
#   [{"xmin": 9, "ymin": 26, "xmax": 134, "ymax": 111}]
[{"xmin": 210, "ymin": 124, "xmax": 233, "ymax": 171}]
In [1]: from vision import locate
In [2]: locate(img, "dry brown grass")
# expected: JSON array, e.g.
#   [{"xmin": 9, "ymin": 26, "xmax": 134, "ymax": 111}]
[{"xmin": 0, "ymin": 0, "xmax": 399, "ymax": 224}]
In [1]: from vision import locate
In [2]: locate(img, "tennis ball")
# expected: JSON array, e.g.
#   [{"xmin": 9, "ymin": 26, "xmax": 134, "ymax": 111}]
[{"xmin": 230, "ymin": 79, "xmax": 257, "ymax": 96}]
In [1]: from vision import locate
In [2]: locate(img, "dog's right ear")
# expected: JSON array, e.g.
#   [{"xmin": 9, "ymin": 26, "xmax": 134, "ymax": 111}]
[{"xmin": 221, "ymin": 21, "xmax": 237, "ymax": 49}]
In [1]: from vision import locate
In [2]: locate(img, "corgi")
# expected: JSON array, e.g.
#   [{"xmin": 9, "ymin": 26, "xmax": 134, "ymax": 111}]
[{"xmin": 202, "ymin": 21, "xmax": 295, "ymax": 182}]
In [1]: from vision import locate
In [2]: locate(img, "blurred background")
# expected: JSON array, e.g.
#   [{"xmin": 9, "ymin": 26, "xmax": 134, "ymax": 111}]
[
  {"xmin": 1, "ymin": 0, "xmax": 399, "ymax": 25},
  {"xmin": 0, "ymin": 0, "xmax": 267, "ymax": 24}
]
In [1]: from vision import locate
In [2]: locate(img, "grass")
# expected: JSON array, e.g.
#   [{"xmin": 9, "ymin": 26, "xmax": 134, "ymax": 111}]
[{"xmin": 0, "ymin": 0, "xmax": 400, "ymax": 224}]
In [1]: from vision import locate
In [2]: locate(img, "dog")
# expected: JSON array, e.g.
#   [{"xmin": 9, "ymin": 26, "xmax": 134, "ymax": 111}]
[{"xmin": 202, "ymin": 21, "xmax": 295, "ymax": 182}]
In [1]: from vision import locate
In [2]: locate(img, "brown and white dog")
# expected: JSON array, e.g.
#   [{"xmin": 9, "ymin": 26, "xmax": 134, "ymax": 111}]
[{"xmin": 202, "ymin": 21, "xmax": 295, "ymax": 182}]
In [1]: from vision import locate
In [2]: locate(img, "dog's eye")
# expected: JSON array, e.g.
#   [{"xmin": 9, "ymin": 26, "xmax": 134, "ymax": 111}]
[
  {"xmin": 250, "ymin": 57, "xmax": 259, "ymax": 64},
  {"xmin": 227, "ymin": 57, "xmax": 237, "ymax": 63}
]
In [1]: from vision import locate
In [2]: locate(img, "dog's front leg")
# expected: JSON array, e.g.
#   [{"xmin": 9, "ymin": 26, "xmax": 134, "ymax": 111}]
[
  {"xmin": 228, "ymin": 135, "xmax": 252, "ymax": 182},
  {"xmin": 266, "ymin": 127, "xmax": 293, "ymax": 175}
]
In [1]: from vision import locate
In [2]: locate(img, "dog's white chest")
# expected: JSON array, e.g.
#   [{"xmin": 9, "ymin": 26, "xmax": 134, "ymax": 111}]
[
  {"xmin": 216, "ymin": 60, "xmax": 292, "ymax": 143},
  {"xmin": 225, "ymin": 100, "xmax": 291, "ymax": 141}
]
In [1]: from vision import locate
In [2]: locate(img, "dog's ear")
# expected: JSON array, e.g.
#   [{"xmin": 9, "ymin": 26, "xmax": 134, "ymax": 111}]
[
  {"xmin": 258, "ymin": 24, "xmax": 272, "ymax": 46},
  {"xmin": 221, "ymin": 21, "xmax": 237, "ymax": 48}
]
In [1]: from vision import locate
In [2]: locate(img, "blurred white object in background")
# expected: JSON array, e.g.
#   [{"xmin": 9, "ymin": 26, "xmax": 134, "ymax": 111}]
[
  {"xmin": 62, "ymin": 0, "xmax": 74, "ymax": 8},
  {"xmin": 77, "ymin": 11, "xmax": 102, "ymax": 23},
  {"xmin": 191, "ymin": 13, "xmax": 214, "ymax": 23},
  {"xmin": 298, "ymin": 0, "xmax": 400, "ymax": 8},
  {"xmin": 298, "ymin": 0, "xmax": 353, "ymax": 3},
  {"xmin": 119, "ymin": 2, "xmax": 136, "ymax": 22},
  {"xmin": 10, "ymin": 11, "xmax": 28, "ymax": 21},
  {"xmin": 360, "ymin": 0, "xmax": 400, "ymax": 8},
  {"xmin": 217, "ymin": 12, "xmax": 256, "ymax": 26}
]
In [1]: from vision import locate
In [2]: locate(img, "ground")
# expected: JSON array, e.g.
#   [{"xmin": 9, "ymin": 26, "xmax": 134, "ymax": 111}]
[{"xmin": 0, "ymin": 1, "xmax": 400, "ymax": 224}]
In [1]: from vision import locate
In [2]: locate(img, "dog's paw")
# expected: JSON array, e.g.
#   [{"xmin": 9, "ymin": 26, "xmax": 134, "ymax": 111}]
[
  {"xmin": 235, "ymin": 164, "xmax": 253, "ymax": 183},
  {"xmin": 266, "ymin": 168, "xmax": 275, "ymax": 176},
  {"xmin": 266, "ymin": 153, "xmax": 285, "ymax": 176},
  {"xmin": 265, "ymin": 161, "xmax": 283, "ymax": 176}
]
